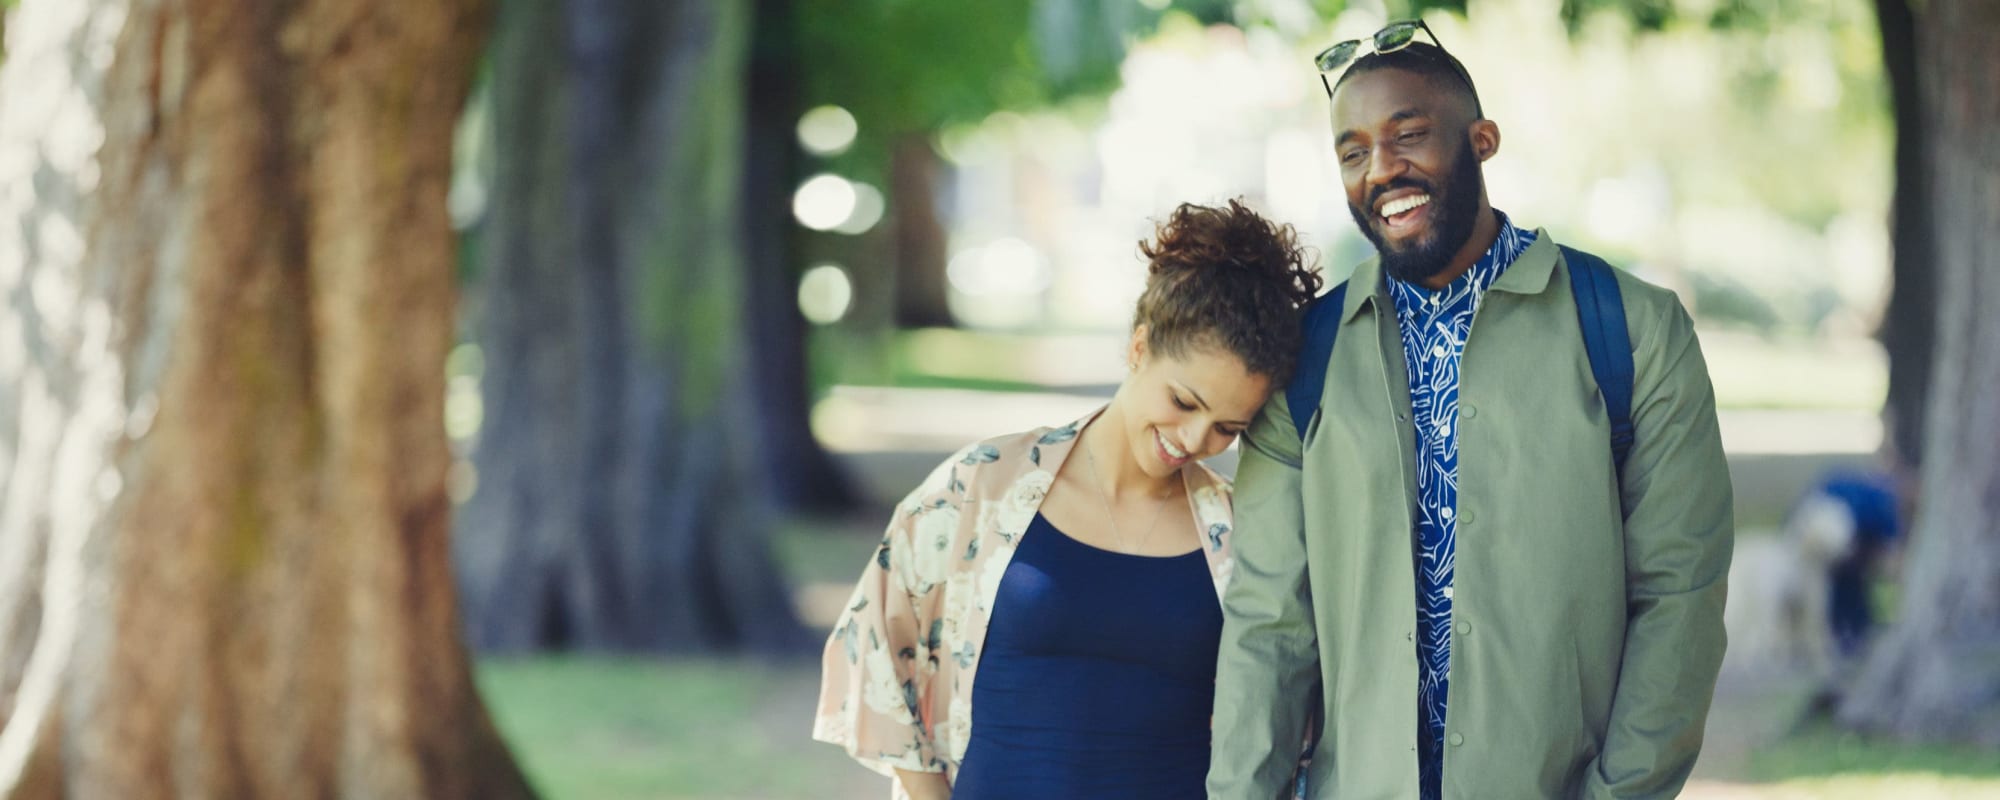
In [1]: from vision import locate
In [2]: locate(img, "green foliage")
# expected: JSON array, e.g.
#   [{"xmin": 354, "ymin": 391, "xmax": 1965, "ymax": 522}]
[
  {"xmin": 797, "ymin": 0, "xmax": 1170, "ymax": 170},
  {"xmin": 1564, "ymin": 0, "xmax": 1675, "ymax": 32}
]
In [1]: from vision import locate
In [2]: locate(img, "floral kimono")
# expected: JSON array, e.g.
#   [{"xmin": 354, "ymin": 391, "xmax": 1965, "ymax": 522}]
[{"xmin": 812, "ymin": 408, "xmax": 1236, "ymax": 795}]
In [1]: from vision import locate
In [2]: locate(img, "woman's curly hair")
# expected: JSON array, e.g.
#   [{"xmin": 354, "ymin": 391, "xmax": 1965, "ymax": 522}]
[{"xmin": 1133, "ymin": 199, "xmax": 1323, "ymax": 385}]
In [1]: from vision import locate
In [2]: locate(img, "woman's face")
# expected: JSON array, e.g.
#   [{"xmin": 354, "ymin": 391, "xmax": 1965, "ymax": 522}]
[{"xmin": 1117, "ymin": 331, "xmax": 1273, "ymax": 478}]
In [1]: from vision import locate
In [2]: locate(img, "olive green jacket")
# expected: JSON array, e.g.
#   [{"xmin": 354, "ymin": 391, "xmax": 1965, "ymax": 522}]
[{"xmin": 1208, "ymin": 233, "xmax": 1733, "ymax": 799}]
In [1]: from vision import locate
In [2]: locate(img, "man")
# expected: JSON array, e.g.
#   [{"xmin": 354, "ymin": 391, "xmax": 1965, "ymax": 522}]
[{"xmin": 1208, "ymin": 22, "xmax": 1734, "ymax": 800}]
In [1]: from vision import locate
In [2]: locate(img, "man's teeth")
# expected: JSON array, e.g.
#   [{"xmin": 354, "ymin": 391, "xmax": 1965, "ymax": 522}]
[
  {"xmin": 1381, "ymin": 194, "xmax": 1432, "ymax": 219},
  {"xmin": 1160, "ymin": 433, "xmax": 1187, "ymax": 459}
]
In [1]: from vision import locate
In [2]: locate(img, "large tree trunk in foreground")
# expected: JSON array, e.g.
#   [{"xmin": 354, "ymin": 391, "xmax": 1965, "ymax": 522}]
[
  {"xmin": 1839, "ymin": 0, "xmax": 2000, "ymax": 746},
  {"xmin": 0, "ymin": 1, "xmax": 531, "ymax": 796},
  {"xmin": 455, "ymin": 0, "xmax": 806, "ymax": 653}
]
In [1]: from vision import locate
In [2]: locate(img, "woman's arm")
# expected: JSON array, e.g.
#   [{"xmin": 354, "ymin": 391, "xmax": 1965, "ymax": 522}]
[
  {"xmin": 812, "ymin": 446, "xmax": 978, "ymax": 780},
  {"xmin": 894, "ymin": 768, "xmax": 951, "ymax": 800}
]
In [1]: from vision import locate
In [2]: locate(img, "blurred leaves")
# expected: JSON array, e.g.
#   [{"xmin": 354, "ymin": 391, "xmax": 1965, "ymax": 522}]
[{"xmin": 797, "ymin": 0, "xmax": 1164, "ymax": 174}]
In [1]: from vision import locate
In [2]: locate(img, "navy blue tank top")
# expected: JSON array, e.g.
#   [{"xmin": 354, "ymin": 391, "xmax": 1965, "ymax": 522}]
[{"xmin": 951, "ymin": 512, "xmax": 1222, "ymax": 800}]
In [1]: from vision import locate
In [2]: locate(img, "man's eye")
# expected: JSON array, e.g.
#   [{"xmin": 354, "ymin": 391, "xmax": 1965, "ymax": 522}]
[
  {"xmin": 1340, "ymin": 150, "xmax": 1366, "ymax": 166},
  {"xmin": 1172, "ymin": 396, "xmax": 1196, "ymax": 411},
  {"xmin": 1398, "ymin": 130, "xmax": 1428, "ymax": 143}
]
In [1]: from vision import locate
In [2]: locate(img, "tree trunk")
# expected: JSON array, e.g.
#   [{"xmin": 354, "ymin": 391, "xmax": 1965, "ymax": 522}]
[
  {"xmin": 454, "ymin": 0, "xmax": 807, "ymax": 654},
  {"xmin": 1839, "ymin": 0, "xmax": 2000, "ymax": 746},
  {"xmin": 1874, "ymin": 0, "xmax": 1935, "ymax": 474},
  {"xmin": 0, "ymin": 1, "xmax": 533, "ymax": 797},
  {"xmin": 890, "ymin": 135, "xmax": 955, "ymax": 329},
  {"xmin": 739, "ymin": 0, "xmax": 860, "ymax": 514}
]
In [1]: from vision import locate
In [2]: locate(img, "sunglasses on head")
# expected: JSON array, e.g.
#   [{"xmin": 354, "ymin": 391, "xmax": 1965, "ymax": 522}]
[{"xmin": 1313, "ymin": 19, "xmax": 1478, "ymax": 104}]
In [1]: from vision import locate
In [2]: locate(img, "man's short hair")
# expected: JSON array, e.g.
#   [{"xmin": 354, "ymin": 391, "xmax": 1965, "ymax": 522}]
[{"xmin": 1330, "ymin": 41, "xmax": 1485, "ymax": 119}]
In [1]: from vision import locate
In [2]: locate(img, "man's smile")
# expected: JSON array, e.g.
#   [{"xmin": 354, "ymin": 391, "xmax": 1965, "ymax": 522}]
[{"xmin": 1378, "ymin": 193, "xmax": 1433, "ymax": 236}]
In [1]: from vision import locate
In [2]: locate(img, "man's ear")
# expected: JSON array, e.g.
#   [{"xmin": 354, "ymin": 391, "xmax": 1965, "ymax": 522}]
[{"xmin": 1469, "ymin": 119, "xmax": 1501, "ymax": 162}]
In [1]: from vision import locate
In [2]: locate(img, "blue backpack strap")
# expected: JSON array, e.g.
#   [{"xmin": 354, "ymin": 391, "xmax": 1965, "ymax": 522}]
[
  {"xmin": 1286, "ymin": 281, "xmax": 1350, "ymax": 442},
  {"xmin": 1281, "ymin": 282, "xmax": 1345, "ymax": 791},
  {"xmin": 1561, "ymin": 246, "xmax": 1635, "ymax": 481}
]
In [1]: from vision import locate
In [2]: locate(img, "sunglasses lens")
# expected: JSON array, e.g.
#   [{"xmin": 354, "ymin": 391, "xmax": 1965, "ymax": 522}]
[
  {"xmin": 1375, "ymin": 22, "xmax": 1419, "ymax": 52},
  {"xmin": 1316, "ymin": 40, "xmax": 1361, "ymax": 72}
]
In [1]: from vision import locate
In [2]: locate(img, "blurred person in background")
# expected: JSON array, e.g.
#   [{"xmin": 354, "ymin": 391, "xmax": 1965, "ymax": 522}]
[
  {"xmin": 813, "ymin": 200, "xmax": 1320, "ymax": 800},
  {"xmin": 1799, "ymin": 465, "xmax": 1905, "ymax": 658},
  {"xmin": 1209, "ymin": 20, "xmax": 1735, "ymax": 800}
]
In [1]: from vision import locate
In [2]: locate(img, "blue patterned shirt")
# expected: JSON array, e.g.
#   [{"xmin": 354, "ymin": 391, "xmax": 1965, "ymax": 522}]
[{"xmin": 1385, "ymin": 212, "xmax": 1538, "ymax": 800}]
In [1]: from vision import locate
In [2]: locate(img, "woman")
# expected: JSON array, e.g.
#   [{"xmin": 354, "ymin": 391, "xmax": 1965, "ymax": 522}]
[{"xmin": 813, "ymin": 199, "xmax": 1321, "ymax": 799}]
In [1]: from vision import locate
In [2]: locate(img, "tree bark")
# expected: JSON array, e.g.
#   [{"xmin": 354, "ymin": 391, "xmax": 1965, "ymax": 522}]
[
  {"xmin": 0, "ymin": 0, "xmax": 532, "ymax": 797},
  {"xmin": 1839, "ymin": 0, "xmax": 2000, "ymax": 746},
  {"xmin": 890, "ymin": 135, "xmax": 955, "ymax": 329},
  {"xmin": 739, "ymin": 0, "xmax": 860, "ymax": 514},
  {"xmin": 1873, "ymin": 0, "xmax": 1934, "ymax": 474},
  {"xmin": 455, "ymin": 0, "xmax": 807, "ymax": 654}
]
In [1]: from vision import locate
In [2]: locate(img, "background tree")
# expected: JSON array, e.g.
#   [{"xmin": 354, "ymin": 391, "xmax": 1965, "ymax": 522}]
[
  {"xmin": 1836, "ymin": 0, "xmax": 2000, "ymax": 744},
  {"xmin": 0, "ymin": 0, "xmax": 531, "ymax": 796},
  {"xmin": 795, "ymin": 0, "xmax": 1157, "ymax": 327},
  {"xmin": 455, "ymin": 0, "xmax": 806, "ymax": 653},
  {"xmin": 739, "ymin": 0, "xmax": 860, "ymax": 514},
  {"xmin": 458, "ymin": 0, "xmax": 1178, "ymax": 653}
]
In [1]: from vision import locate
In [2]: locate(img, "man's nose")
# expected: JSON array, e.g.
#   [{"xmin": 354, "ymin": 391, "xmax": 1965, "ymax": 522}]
[{"xmin": 1367, "ymin": 145, "xmax": 1406, "ymax": 187}]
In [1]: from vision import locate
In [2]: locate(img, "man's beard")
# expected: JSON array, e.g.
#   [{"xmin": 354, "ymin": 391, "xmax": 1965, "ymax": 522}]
[{"xmin": 1348, "ymin": 138, "xmax": 1486, "ymax": 285}]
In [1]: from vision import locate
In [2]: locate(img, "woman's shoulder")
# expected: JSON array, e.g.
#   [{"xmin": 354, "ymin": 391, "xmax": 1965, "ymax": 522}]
[
  {"xmin": 1186, "ymin": 460, "xmax": 1233, "ymax": 492},
  {"xmin": 903, "ymin": 415, "xmax": 1091, "ymax": 507}
]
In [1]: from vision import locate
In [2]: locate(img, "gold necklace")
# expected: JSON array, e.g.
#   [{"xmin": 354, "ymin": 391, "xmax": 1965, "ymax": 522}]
[{"xmin": 1084, "ymin": 436, "xmax": 1176, "ymax": 554}]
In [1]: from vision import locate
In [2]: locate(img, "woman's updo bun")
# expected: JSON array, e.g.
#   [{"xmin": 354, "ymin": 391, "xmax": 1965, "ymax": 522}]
[{"xmin": 1133, "ymin": 199, "xmax": 1323, "ymax": 385}]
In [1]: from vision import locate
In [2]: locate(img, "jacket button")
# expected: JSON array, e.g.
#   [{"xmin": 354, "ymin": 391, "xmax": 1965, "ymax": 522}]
[
  {"xmin": 1458, "ymin": 509, "xmax": 1476, "ymax": 526},
  {"xmin": 1461, "ymin": 404, "xmax": 1478, "ymax": 419},
  {"xmin": 1448, "ymin": 732, "xmax": 1464, "ymax": 746},
  {"xmin": 1455, "ymin": 621, "xmax": 1471, "ymax": 636}
]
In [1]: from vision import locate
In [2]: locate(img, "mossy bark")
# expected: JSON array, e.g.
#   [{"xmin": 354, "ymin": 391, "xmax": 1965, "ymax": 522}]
[
  {"xmin": 455, "ymin": 0, "xmax": 807, "ymax": 654},
  {"xmin": 0, "ymin": 0, "xmax": 532, "ymax": 796}
]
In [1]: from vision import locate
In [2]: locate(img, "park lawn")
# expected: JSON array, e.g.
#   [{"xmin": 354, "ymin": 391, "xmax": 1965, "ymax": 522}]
[
  {"xmin": 479, "ymin": 657, "xmax": 2000, "ymax": 800},
  {"xmin": 477, "ymin": 657, "xmax": 881, "ymax": 800},
  {"xmin": 1747, "ymin": 719, "xmax": 2000, "ymax": 786}
]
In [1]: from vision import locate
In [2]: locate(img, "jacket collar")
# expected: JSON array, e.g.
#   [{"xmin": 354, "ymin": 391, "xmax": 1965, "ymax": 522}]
[{"xmin": 1338, "ymin": 225, "xmax": 1561, "ymax": 324}]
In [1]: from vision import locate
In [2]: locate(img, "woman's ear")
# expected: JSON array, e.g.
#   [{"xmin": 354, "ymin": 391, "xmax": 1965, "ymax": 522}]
[{"xmin": 1128, "ymin": 325, "xmax": 1149, "ymax": 371}]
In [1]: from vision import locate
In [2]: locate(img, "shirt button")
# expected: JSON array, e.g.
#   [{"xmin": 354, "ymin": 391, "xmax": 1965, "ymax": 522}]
[
  {"xmin": 1461, "ymin": 404, "xmax": 1478, "ymax": 419},
  {"xmin": 1442, "ymin": 586, "xmax": 1454, "ymax": 600},
  {"xmin": 1456, "ymin": 621, "xmax": 1471, "ymax": 636},
  {"xmin": 1431, "ymin": 344, "xmax": 1447, "ymax": 358},
  {"xmin": 1448, "ymin": 732, "xmax": 1465, "ymax": 747}
]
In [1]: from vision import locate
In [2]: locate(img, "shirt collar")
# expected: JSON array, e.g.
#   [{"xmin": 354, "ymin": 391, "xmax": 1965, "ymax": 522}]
[
  {"xmin": 1338, "ymin": 215, "xmax": 1565, "ymax": 325},
  {"xmin": 1385, "ymin": 211, "xmax": 1535, "ymax": 313}
]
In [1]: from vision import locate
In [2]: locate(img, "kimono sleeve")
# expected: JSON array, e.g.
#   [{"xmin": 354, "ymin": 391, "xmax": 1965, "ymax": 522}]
[{"xmin": 811, "ymin": 452, "xmax": 971, "ymax": 776}]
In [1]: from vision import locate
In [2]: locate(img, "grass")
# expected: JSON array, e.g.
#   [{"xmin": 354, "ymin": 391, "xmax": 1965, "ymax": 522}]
[
  {"xmin": 476, "ymin": 655, "xmax": 2000, "ymax": 800},
  {"xmin": 1748, "ymin": 720, "xmax": 2000, "ymax": 784},
  {"xmin": 476, "ymin": 657, "xmax": 880, "ymax": 800}
]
